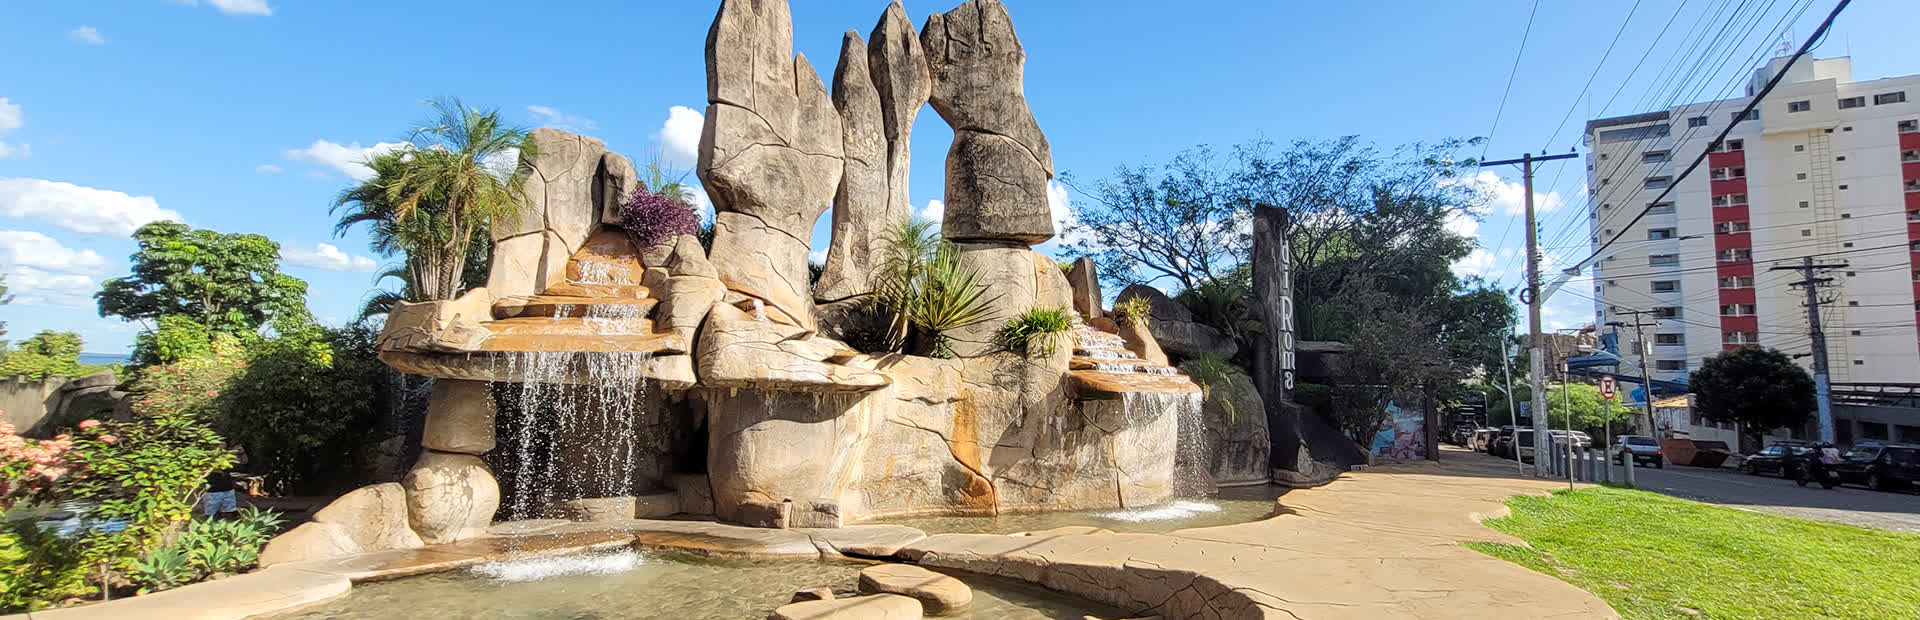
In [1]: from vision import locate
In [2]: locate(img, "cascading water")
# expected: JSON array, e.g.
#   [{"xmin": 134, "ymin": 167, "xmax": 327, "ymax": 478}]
[{"xmin": 1070, "ymin": 324, "xmax": 1216, "ymax": 520}]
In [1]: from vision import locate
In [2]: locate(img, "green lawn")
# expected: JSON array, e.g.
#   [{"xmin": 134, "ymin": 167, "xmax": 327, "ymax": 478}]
[{"xmin": 1466, "ymin": 486, "xmax": 1920, "ymax": 619}]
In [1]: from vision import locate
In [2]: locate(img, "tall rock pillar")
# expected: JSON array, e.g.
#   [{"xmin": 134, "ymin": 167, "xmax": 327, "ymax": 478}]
[
  {"xmin": 817, "ymin": 3, "xmax": 930, "ymax": 303},
  {"xmin": 922, "ymin": 0, "xmax": 1055, "ymax": 245},
  {"xmin": 1252, "ymin": 204, "xmax": 1295, "ymax": 402}
]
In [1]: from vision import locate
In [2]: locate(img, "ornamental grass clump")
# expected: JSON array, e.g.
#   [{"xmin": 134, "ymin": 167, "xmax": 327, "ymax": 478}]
[
  {"xmin": 997, "ymin": 306, "xmax": 1076, "ymax": 357},
  {"xmin": 1114, "ymin": 297, "xmax": 1152, "ymax": 326},
  {"xmin": 873, "ymin": 218, "xmax": 1001, "ymax": 358}
]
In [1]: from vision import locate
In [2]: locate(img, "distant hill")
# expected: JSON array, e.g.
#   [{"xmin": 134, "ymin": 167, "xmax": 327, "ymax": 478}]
[{"xmin": 77, "ymin": 353, "xmax": 131, "ymax": 367}]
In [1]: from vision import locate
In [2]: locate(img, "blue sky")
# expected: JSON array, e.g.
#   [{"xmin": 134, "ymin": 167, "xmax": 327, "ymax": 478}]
[{"xmin": 1, "ymin": 0, "xmax": 1911, "ymax": 355}]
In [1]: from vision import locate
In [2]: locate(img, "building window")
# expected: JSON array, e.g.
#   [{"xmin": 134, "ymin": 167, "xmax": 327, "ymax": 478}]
[
  {"xmin": 1647, "ymin": 201, "xmax": 1676, "ymax": 214},
  {"xmin": 1656, "ymin": 360, "xmax": 1688, "ymax": 371},
  {"xmin": 1651, "ymin": 280, "xmax": 1679, "ymax": 293},
  {"xmin": 1649, "ymin": 254, "xmax": 1680, "ymax": 267},
  {"xmin": 1839, "ymin": 96, "xmax": 1866, "ymax": 109},
  {"xmin": 1732, "ymin": 110, "xmax": 1759, "ymax": 121},
  {"xmin": 1687, "ymin": 116, "xmax": 1708, "ymax": 127},
  {"xmin": 1900, "ymin": 119, "xmax": 1919, "ymax": 133},
  {"xmin": 1648, "ymin": 228, "xmax": 1677, "ymax": 240},
  {"xmin": 1653, "ymin": 307, "xmax": 1682, "ymax": 319},
  {"xmin": 1903, "ymin": 149, "xmax": 1920, "ymax": 163},
  {"xmin": 1795, "ymin": 144, "xmax": 1806, "ymax": 152},
  {"xmin": 1851, "ymin": 330, "xmax": 1863, "ymax": 336},
  {"xmin": 1788, "ymin": 100, "xmax": 1811, "ymax": 113},
  {"xmin": 1721, "ymin": 332, "xmax": 1759, "ymax": 345},
  {"xmin": 1711, "ymin": 166, "xmax": 1746, "ymax": 180},
  {"xmin": 1800, "ymin": 201, "xmax": 1810, "ymax": 208},
  {"xmin": 1655, "ymin": 333, "xmax": 1685, "ymax": 345},
  {"xmin": 1718, "ymin": 276, "xmax": 1754, "ymax": 289},
  {"xmin": 1802, "ymin": 229, "xmax": 1813, "ymax": 237},
  {"xmin": 1906, "ymin": 179, "xmax": 1920, "ymax": 193},
  {"xmin": 1909, "ymin": 209, "xmax": 1920, "ymax": 222},
  {"xmin": 1797, "ymin": 173, "xmax": 1808, "ymax": 180},
  {"xmin": 1875, "ymin": 92, "xmax": 1907, "ymax": 105},
  {"xmin": 1712, "ymin": 139, "xmax": 1746, "ymax": 153},
  {"xmin": 1643, "ymin": 150, "xmax": 1670, "ymax": 163},
  {"xmin": 1715, "ymin": 221, "xmax": 1751, "ymax": 234},
  {"xmin": 1836, "ymin": 155, "xmax": 1846, "ymax": 161},
  {"xmin": 1717, "ymin": 248, "xmax": 1752, "ymax": 262},
  {"xmin": 1853, "ymin": 360, "xmax": 1865, "ymax": 366},
  {"xmin": 1712, "ymin": 194, "xmax": 1748, "ymax": 207},
  {"xmin": 1911, "ymin": 240, "xmax": 1920, "ymax": 252},
  {"xmin": 1720, "ymin": 304, "xmax": 1756, "ymax": 317},
  {"xmin": 1645, "ymin": 176, "xmax": 1672, "ymax": 189}
]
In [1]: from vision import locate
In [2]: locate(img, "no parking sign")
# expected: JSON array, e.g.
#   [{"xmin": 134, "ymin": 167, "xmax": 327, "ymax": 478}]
[{"xmin": 1600, "ymin": 375, "xmax": 1618, "ymax": 401}]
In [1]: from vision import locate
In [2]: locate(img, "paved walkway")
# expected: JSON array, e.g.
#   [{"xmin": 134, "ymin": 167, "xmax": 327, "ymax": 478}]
[
  {"xmin": 900, "ymin": 452, "xmax": 1618, "ymax": 619},
  {"xmin": 1629, "ymin": 463, "xmax": 1920, "ymax": 532}
]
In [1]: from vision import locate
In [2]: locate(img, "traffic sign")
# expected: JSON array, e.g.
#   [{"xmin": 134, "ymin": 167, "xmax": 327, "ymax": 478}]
[{"xmin": 1599, "ymin": 375, "xmax": 1618, "ymax": 401}]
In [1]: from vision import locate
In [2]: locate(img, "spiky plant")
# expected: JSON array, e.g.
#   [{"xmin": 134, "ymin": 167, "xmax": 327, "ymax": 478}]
[
  {"xmin": 873, "ymin": 218, "xmax": 1001, "ymax": 357},
  {"xmin": 1179, "ymin": 353, "xmax": 1249, "ymax": 422},
  {"xmin": 997, "ymin": 306, "xmax": 1076, "ymax": 357}
]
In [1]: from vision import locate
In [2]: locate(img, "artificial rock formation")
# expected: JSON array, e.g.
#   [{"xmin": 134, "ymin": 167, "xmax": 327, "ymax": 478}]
[
  {"xmin": 421, "ymin": 379, "xmax": 495, "ymax": 454},
  {"xmin": 1114, "ymin": 285, "xmax": 1237, "ymax": 360},
  {"xmin": 857, "ymin": 563, "xmax": 973, "ymax": 615},
  {"xmin": 1066, "ymin": 256, "xmax": 1102, "ymax": 320},
  {"xmin": 402, "ymin": 451, "xmax": 501, "ymax": 545},
  {"xmin": 701, "ymin": 0, "xmax": 845, "ymax": 330},
  {"xmin": 491, "ymin": 129, "xmax": 622, "ymax": 301},
  {"xmin": 258, "ymin": 483, "xmax": 422, "ymax": 567},
  {"xmin": 817, "ymin": 3, "xmax": 931, "ymax": 304},
  {"xmin": 924, "ymin": 0, "xmax": 1055, "ymax": 244}
]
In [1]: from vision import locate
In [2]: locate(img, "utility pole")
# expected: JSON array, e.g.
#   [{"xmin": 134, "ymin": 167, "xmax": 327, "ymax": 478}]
[
  {"xmin": 1771, "ymin": 256, "xmax": 1848, "ymax": 443},
  {"xmin": 1608, "ymin": 309, "xmax": 1660, "ymax": 437},
  {"xmin": 1483, "ymin": 150, "xmax": 1578, "ymax": 476}
]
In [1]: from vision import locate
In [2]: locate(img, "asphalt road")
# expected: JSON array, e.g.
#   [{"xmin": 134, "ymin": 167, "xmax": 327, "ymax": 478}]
[{"xmin": 1622, "ymin": 462, "xmax": 1920, "ymax": 532}]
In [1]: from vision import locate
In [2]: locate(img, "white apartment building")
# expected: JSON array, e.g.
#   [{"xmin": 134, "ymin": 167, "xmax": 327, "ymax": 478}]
[{"xmin": 1583, "ymin": 54, "xmax": 1920, "ymax": 386}]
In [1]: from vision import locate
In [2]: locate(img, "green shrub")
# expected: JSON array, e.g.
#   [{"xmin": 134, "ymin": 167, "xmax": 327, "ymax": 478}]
[
  {"xmin": 1179, "ymin": 353, "xmax": 1249, "ymax": 422},
  {"xmin": 997, "ymin": 306, "xmax": 1075, "ymax": 357},
  {"xmin": 0, "ymin": 518, "xmax": 88, "ymax": 611},
  {"xmin": 874, "ymin": 218, "xmax": 1002, "ymax": 357},
  {"xmin": 1114, "ymin": 297, "xmax": 1152, "ymax": 326},
  {"xmin": 0, "ymin": 331, "xmax": 83, "ymax": 380},
  {"xmin": 128, "ymin": 548, "xmax": 191, "ymax": 594}
]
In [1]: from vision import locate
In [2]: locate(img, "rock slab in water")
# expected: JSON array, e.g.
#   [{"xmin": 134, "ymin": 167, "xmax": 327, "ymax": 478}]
[
  {"xmin": 791, "ymin": 587, "xmax": 835, "ymax": 603},
  {"xmin": 857, "ymin": 564, "xmax": 973, "ymax": 615},
  {"xmin": 770, "ymin": 593, "xmax": 923, "ymax": 620},
  {"xmin": 421, "ymin": 379, "xmax": 495, "ymax": 454},
  {"xmin": 402, "ymin": 451, "xmax": 500, "ymax": 544}
]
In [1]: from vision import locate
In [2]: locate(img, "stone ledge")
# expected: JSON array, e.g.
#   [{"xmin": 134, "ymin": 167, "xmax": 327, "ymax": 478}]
[{"xmin": 5, "ymin": 566, "xmax": 349, "ymax": 620}]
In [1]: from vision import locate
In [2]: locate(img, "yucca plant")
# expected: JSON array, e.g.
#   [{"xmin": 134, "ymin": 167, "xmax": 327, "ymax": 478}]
[
  {"xmin": 873, "ymin": 218, "xmax": 1001, "ymax": 357},
  {"xmin": 997, "ymin": 306, "xmax": 1076, "ymax": 357},
  {"xmin": 1114, "ymin": 297, "xmax": 1153, "ymax": 326}
]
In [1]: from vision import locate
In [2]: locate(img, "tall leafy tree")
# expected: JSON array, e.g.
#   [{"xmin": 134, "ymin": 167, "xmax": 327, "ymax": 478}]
[
  {"xmin": 97, "ymin": 221, "xmax": 308, "ymax": 338},
  {"xmin": 1691, "ymin": 347, "xmax": 1816, "ymax": 446},
  {"xmin": 0, "ymin": 330, "xmax": 83, "ymax": 380},
  {"xmin": 389, "ymin": 97, "xmax": 530, "ymax": 301}
]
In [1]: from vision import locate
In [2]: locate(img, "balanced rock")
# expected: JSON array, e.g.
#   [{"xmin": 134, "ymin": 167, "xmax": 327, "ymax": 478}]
[
  {"xmin": 701, "ymin": 0, "xmax": 845, "ymax": 330},
  {"xmin": 595, "ymin": 151, "xmax": 637, "ymax": 226},
  {"xmin": 375, "ymin": 288, "xmax": 493, "ymax": 354},
  {"xmin": 421, "ymin": 379, "xmax": 495, "ymax": 454},
  {"xmin": 857, "ymin": 564, "xmax": 972, "ymax": 615},
  {"xmin": 816, "ymin": 29, "xmax": 888, "ymax": 303},
  {"xmin": 1066, "ymin": 256, "xmax": 1102, "ymax": 319},
  {"xmin": 401, "ymin": 451, "xmax": 500, "ymax": 544},
  {"xmin": 771, "ymin": 593, "xmax": 923, "ymax": 620},
  {"xmin": 924, "ymin": 0, "xmax": 1054, "ymax": 245}
]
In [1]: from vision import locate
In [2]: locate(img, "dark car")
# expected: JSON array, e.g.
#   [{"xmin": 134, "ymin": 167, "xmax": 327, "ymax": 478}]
[
  {"xmin": 1615, "ymin": 435, "xmax": 1664, "ymax": 468},
  {"xmin": 1743, "ymin": 442, "xmax": 1815, "ymax": 477},
  {"xmin": 1834, "ymin": 443, "xmax": 1920, "ymax": 491},
  {"xmin": 1448, "ymin": 423, "xmax": 1481, "ymax": 446},
  {"xmin": 1490, "ymin": 426, "xmax": 1520, "ymax": 458}
]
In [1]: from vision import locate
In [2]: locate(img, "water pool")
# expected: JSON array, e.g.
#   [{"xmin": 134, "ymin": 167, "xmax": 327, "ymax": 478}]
[
  {"xmin": 875, "ymin": 484, "xmax": 1288, "ymax": 535},
  {"xmin": 274, "ymin": 549, "xmax": 1121, "ymax": 619}
]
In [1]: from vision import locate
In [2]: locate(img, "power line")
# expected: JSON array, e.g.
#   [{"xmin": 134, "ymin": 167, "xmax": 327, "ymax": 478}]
[
  {"xmin": 1540, "ymin": 0, "xmax": 1648, "ymax": 152},
  {"xmin": 1479, "ymin": 0, "xmax": 1545, "ymax": 166},
  {"xmin": 1576, "ymin": 0, "xmax": 1854, "ymax": 268}
]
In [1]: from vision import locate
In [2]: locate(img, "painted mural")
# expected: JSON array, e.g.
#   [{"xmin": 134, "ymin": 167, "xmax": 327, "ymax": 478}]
[{"xmin": 1370, "ymin": 400, "xmax": 1427, "ymax": 460}]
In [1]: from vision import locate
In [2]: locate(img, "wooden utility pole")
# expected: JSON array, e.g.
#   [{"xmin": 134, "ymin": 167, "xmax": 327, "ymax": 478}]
[
  {"xmin": 1482, "ymin": 151, "xmax": 1577, "ymax": 476},
  {"xmin": 1607, "ymin": 309, "xmax": 1660, "ymax": 436},
  {"xmin": 1771, "ymin": 256, "xmax": 1848, "ymax": 443}
]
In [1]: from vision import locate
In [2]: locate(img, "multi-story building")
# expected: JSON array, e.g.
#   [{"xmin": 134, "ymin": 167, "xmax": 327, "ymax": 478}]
[{"xmin": 1583, "ymin": 54, "xmax": 1920, "ymax": 390}]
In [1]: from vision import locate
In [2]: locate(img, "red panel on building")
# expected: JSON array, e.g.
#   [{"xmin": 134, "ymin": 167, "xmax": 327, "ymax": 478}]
[
  {"xmin": 1713, "ymin": 205, "xmax": 1750, "ymax": 223},
  {"xmin": 1714, "ymin": 232, "xmax": 1752, "ymax": 251},
  {"xmin": 1717, "ymin": 262, "xmax": 1755, "ymax": 278},
  {"xmin": 1718, "ymin": 288, "xmax": 1756, "ymax": 304},
  {"xmin": 1903, "ymin": 161, "xmax": 1920, "ymax": 180},
  {"xmin": 1707, "ymin": 150, "xmax": 1746, "ymax": 168},
  {"xmin": 1710, "ymin": 178, "xmax": 1748, "ymax": 196},
  {"xmin": 1719, "ymin": 315, "xmax": 1759, "ymax": 332},
  {"xmin": 1900, "ymin": 131, "xmax": 1920, "ymax": 150},
  {"xmin": 1908, "ymin": 220, "xmax": 1920, "ymax": 238}
]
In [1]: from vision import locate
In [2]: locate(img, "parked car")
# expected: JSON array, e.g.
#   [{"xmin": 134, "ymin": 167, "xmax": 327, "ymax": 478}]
[
  {"xmin": 1514, "ymin": 429, "xmax": 1538, "ymax": 463},
  {"xmin": 1615, "ymin": 435, "xmax": 1664, "ymax": 468},
  {"xmin": 1490, "ymin": 426, "xmax": 1518, "ymax": 458},
  {"xmin": 1833, "ymin": 442, "xmax": 1920, "ymax": 491},
  {"xmin": 1742, "ymin": 441, "xmax": 1815, "ymax": 477},
  {"xmin": 1448, "ymin": 423, "xmax": 1481, "ymax": 446},
  {"xmin": 1548, "ymin": 430, "xmax": 1593, "ymax": 450}
]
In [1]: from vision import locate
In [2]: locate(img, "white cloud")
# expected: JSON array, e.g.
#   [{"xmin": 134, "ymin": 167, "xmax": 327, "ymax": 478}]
[
  {"xmin": 526, "ymin": 105, "xmax": 597, "ymax": 133},
  {"xmin": 808, "ymin": 249, "xmax": 827, "ymax": 265},
  {"xmin": 914, "ymin": 199, "xmax": 944, "ymax": 223},
  {"xmin": 0, "ymin": 230, "xmax": 108, "ymax": 274},
  {"xmin": 283, "ymin": 140, "xmax": 408, "ymax": 181},
  {"xmin": 1, "ymin": 266, "xmax": 99, "ymax": 307},
  {"xmin": 1458, "ymin": 170, "xmax": 1564, "ymax": 216},
  {"xmin": 0, "ymin": 142, "xmax": 27, "ymax": 160},
  {"xmin": 254, "ymin": 164, "xmax": 283, "ymax": 173},
  {"xmin": 1451, "ymin": 248, "xmax": 1499, "ymax": 278},
  {"xmin": 174, "ymin": 0, "xmax": 273, "ymax": 16},
  {"xmin": 281, "ymin": 242, "xmax": 377, "ymax": 272},
  {"xmin": 0, "ymin": 98, "xmax": 20, "ymax": 133},
  {"xmin": 0, "ymin": 178, "xmax": 183, "ymax": 237},
  {"xmin": 656, "ymin": 106, "xmax": 704, "ymax": 169},
  {"xmin": 68, "ymin": 26, "xmax": 106, "ymax": 45},
  {"xmin": 1443, "ymin": 210, "xmax": 1479, "ymax": 240}
]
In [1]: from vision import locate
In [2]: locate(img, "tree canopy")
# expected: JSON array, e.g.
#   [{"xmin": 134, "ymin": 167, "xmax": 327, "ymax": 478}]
[
  {"xmin": 96, "ymin": 221, "xmax": 308, "ymax": 337},
  {"xmin": 1691, "ymin": 347, "xmax": 1815, "ymax": 443},
  {"xmin": 0, "ymin": 331, "xmax": 83, "ymax": 380}
]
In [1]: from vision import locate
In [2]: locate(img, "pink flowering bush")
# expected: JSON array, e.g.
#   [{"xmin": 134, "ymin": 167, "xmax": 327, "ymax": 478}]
[
  {"xmin": 618, "ymin": 185, "xmax": 699, "ymax": 248},
  {"xmin": 0, "ymin": 422, "xmax": 76, "ymax": 511}
]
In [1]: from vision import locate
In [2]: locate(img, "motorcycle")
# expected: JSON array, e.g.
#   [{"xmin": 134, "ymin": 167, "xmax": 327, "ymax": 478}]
[{"xmin": 1794, "ymin": 453, "xmax": 1840, "ymax": 489}]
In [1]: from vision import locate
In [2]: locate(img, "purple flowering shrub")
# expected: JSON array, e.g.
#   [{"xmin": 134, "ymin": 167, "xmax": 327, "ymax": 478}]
[{"xmin": 619, "ymin": 185, "xmax": 699, "ymax": 248}]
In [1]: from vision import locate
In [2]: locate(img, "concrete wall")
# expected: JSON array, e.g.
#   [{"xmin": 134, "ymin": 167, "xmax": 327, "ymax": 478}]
[{"xmin": 1, "ymin": 375, "xmax": 69, "ymax": 432}]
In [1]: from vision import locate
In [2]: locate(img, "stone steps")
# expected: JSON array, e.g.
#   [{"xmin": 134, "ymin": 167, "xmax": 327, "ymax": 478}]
[
  {"xmin": 544, "ymin": 281, "xmax": 650, "ymax": 298},
  {"xmin": 492, "ymin": 295, "xmax": 660, "ymax": 319},
  {"xmin": 477, "ymin": 317, "xmax": 682, "ymax": 353}
]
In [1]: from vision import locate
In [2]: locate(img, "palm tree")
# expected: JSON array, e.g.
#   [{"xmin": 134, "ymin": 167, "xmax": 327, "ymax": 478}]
[{"xmin": 373, "ymin": 97, "xmax": 532, "ymax": 301}]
